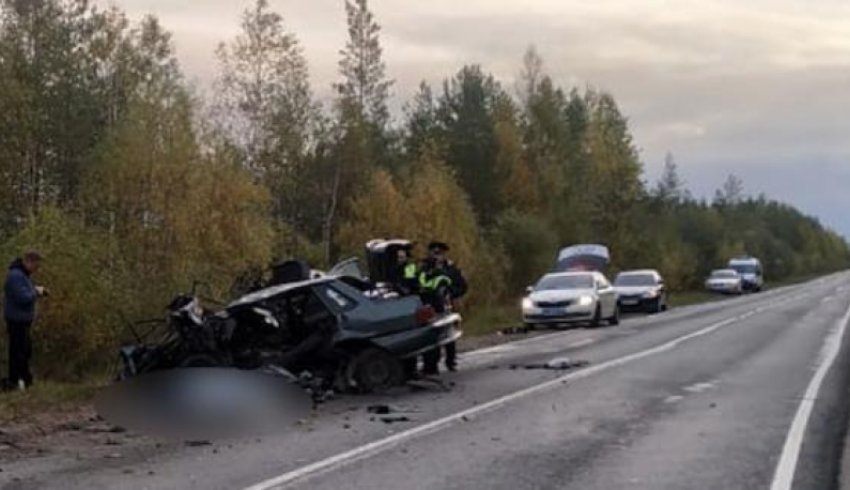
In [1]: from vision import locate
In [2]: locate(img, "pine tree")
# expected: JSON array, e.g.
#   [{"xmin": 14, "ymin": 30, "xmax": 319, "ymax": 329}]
[
  {"xmin": 214, "ymin": 0, "xmax": 316, "ymax": 247},
  {"xmin": 654, "ymin": 152, "xmax": 688, "ymax": 204},
  {"xmin": 437, "ymin": 65, "xmax": 502, "ymax": 224},
  {"xmin": 322, "ymin": 0, "xmax": 393, "ymax": 262},
  {"xmin": 404, "ymin": 81, "xmax": 439, "ymax": 160},
  {"xmin": 334, "ymin": 0, "xmax": 392, "ymax": 129},
  {"xmin": 714, "ymin": 174, "xmax": 745, "ymax": 206}
]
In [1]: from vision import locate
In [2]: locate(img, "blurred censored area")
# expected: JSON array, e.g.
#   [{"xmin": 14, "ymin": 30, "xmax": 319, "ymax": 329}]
[{"xmin": 96, "ymin": 369, "xmax": 311, "ymax": 439}]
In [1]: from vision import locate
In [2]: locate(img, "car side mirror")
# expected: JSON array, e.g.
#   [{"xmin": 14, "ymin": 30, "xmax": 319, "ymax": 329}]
[{"xmin": 525, "ymin": 286, "xmax": 534, "ymax": 294}]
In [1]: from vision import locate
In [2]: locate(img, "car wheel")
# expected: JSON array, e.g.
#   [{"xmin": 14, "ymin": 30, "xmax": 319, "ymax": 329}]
[
  {"xmin": 661, "ymin": 295, "xmax": 669, "ymax": 311},
  {"xmin": 590, "ymin": 305, "xmax": 602, "ymax": 328},
  {"xmin": 608, "ymin": 305, "xmax": 620, "ymax": 326},
  {"xmin": 346, "ymin": 347, "xmax": 403, "ymax": 393}
]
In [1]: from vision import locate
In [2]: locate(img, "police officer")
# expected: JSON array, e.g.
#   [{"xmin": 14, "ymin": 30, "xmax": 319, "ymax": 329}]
[
  {"xmin": 430, "ymin": 242, "xmax": 466, "ymax": 371},
  {"xmin": 392, "ymin": 247, "xmax": 419, "ymax": 296},
  {"xmin": 420, "ymin": 241, "xmax": 467, "ymax": 374},
  {"xmin": 419, "ymin": 254, "xmax": 453, "ymax": 375}
]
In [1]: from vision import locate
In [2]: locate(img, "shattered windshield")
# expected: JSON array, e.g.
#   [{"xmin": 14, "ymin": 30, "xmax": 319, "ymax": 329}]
[
  {"xmin": 730, "ymin": 264, "xmax": 759, "ymax": 274},
  {"xmin": 615, "ymin": 274, "xmax": 656, "ymax": 287}
]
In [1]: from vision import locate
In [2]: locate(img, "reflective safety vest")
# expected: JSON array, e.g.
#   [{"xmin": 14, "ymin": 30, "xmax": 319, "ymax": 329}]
[
  {"xmin": 403, "ymin": 262, "xmax": 418, "ymax": 280},
  {"xmin": 419, "ymin": 271, "xmax": 452, "ymax": 291}
]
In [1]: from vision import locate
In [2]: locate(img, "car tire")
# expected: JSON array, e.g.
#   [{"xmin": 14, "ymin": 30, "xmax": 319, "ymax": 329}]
[
  {"xmin": 608, "ymin": 305, "xmax": 620, "ymax": 326},
  {"xmin": 590, "ymin": 305, "xmax": 602, "ymax": 328},
  {"xmin": 346, "ymin": 347, "xmax": 403, "ymax": 394}
]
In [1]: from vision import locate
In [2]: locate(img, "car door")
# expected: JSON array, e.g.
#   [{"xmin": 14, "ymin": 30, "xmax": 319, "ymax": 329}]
[
  {"xmin": 596, "ymin": 274, "xmax": 617, "ymax": 316},
  {"xmin": 656, "ymin": 274, "xmax": 667, "ymax": 301}
]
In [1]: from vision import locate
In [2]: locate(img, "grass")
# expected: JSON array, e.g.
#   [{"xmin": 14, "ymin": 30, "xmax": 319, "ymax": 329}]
[
  {"xmin": 462, "ymin": 304, "xmax": 521, "ymax": 337},
  {"xmin": 0, "ymin": 380, "xmax": 102, "ymax": 424}
]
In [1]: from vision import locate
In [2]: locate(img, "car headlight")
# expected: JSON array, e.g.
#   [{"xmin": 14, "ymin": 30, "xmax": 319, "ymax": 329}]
[
  {"xmin": 643, "ymin": 290, "xmax": 658, "ymax": 299},
  {"xmin": 522, "ymin": 298, "xmax": 534, "ymax": 310},
  {"xmin": 578, "ymin": 295, "xmax": 593, "ymax": 306}
]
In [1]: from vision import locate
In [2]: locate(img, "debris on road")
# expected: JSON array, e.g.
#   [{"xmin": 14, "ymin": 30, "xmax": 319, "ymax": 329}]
[
  {"xmin": 367, "ymin": 405, "xmax": 392, "ymax": 415},
  {"xmin": 184, "ymin": 440, "xmax": 212, "ymax": 447},
  {"xmin": 379, "ymin": 416, "xmax": 412, "ymax": 424}
]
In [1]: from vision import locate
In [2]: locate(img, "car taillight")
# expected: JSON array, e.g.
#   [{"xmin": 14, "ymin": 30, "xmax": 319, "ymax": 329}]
[{"xmin": 416, "ymin": 305, "xmax": 436, "ymax": 326}]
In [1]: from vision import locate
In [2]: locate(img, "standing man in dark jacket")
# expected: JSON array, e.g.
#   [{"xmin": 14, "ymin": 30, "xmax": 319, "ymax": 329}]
[
  {"xmin": 421, "ymin": 241, "xmax": 467, "ymax": 374},
  {"xmin": 431, "ymin": 242, "xmax": 466, "ymax": 371},
  {"xmin": 5, "ymin": 252, "xmax": 46, "ymax": 391}
]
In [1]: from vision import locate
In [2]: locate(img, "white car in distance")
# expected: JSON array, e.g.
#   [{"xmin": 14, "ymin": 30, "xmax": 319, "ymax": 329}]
[
  {"xmin": 522, "ymin": 271, "xmax": 620, "ymax": 328},
  {"xmin": 705, "ymin": 269, "xmax": 743, "ymax": 295}
]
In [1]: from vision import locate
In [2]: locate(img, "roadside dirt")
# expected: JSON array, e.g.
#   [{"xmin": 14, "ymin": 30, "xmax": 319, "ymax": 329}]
[{"xmin": 0, "ymin": 404, "xmax": 159, "ymax": 465}]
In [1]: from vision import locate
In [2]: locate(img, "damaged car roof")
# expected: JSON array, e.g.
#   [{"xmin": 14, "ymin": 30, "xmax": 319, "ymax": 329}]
[{"xmin": 228, "ymin": 277, "xmax": 337, "ymax": 307}]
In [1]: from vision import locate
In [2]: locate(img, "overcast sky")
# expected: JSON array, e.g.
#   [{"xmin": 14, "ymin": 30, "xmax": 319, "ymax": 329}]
[{"xmin": 107, "ymin": 0, "xmax": 850, "ymax": 236}]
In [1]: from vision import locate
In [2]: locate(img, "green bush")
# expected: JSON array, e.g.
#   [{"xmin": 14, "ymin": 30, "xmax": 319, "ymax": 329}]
[
  {"xmin": 0, "ymin": 207, "xmax": 130, "ymax": 380},
  {"xmin": 493, "ymin": 210, "xmax": 558, "ymax": 296}
]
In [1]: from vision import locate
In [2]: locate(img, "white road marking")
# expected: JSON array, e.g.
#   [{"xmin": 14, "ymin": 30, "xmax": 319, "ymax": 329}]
[
  {"xmin": 770, "ymin": 297, "xmax": 850, "ymax": 490},
  {"xmin": 244, "ymin": 300, "xmax": 796, "ymax": 490},
  {"xmin": 683, "ymin": 381, "xmax": 717, "ymax": 394},
  {"xmin": 459, "ymin": 279, "xmax": 811, "ymax": 364}
]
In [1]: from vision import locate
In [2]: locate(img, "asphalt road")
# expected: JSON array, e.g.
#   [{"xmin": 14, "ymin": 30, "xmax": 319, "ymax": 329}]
[{"xmin": 5, "ymin": 273, "xmax": 850, "ymax": 490}]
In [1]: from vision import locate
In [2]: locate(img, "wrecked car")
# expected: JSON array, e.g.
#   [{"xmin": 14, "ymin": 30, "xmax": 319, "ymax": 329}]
[{"xmin": 119, "ymin": 260, "xmax": 462, "ymax": 393}]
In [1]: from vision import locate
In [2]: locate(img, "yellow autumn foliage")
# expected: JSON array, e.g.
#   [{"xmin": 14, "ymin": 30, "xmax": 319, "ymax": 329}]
[{"xmin": 339, "ymin": 145, "xmax": 505, "ymax": 307}]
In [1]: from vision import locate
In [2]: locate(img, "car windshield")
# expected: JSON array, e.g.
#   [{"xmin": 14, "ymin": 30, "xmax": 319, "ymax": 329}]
[
  {"xmin": 615, "ymin": 273, "xmax": 656, "ymax": 286},
  {"xmin": 730, "ymin": 264, "xmax": 758, "ymax": 274},
  {"xmin": 535, "ymin": 274, "xmax": 593, "ymax": 290},
  {"xmin": 711, "ymin": 270, "xmax": 737, "ymax": 278}
]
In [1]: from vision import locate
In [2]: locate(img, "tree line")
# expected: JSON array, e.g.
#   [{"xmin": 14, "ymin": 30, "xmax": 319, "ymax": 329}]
[{"xmin": 0, "ymin": 0, "xmax": 846, "ymax": 380}]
